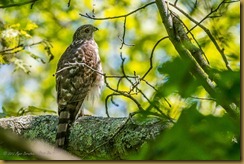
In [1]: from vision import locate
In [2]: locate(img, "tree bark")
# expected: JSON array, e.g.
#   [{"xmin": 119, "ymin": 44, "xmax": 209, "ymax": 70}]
[
  {"xmin": 0, "ymin": 115, "xmax": 171, "ymax": 160},
  {"xmin": 155, "ymin": 0, "xmax": 239, "ymax": 119}
]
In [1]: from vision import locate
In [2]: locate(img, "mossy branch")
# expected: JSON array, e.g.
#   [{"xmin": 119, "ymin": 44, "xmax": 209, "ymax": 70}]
[{"xmin": 0, "ymin": 115, "xmax": 171, "ymax": 160}]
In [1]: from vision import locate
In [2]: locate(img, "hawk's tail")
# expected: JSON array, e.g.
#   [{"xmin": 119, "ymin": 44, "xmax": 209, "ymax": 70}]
[{"xmin": 55, "ymin": 110, "xmax": 71, "ymax": 148}]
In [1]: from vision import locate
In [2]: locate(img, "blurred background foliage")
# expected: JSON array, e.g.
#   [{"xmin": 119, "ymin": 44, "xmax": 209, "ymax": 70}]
[
  {"xmin": 0, "ymin": 0, "xmax": 240, "ymax": 160},
  {"xmin": 130, "ymin": 106, "xmax": 240, "ymax": 160}
]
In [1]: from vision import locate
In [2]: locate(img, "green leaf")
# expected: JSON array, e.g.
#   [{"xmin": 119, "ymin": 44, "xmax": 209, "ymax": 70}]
[
  {"xmin": 131, "ymin": 105, "xmax": 240, "ymax": 160},
  {"xmin": 157, "ymin": 57, "xmax": 200, "ymax": 97},
  {"xmin": 25, "ymin": 22, "xmax": 38, "ymax": 31},
  {"xmin": 214, "ymin": 69, "xmax": 240, "ymax": 105}
]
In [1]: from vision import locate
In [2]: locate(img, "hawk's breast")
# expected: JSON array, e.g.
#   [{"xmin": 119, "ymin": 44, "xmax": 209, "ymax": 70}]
[{"xmin": 78, "ymin": 40, "xmax": 104, "ymax": 102}]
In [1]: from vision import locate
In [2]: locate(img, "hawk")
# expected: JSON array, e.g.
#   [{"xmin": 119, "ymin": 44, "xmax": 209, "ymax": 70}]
[{"xmin": 55, "ymin": 24, "xmax": 103, "ymax": 148}]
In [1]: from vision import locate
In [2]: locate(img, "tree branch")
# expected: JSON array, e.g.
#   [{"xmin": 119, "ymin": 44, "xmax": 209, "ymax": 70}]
[
  {"xmin": 0, "ymin": 41, "xmax": 45, "ymax": 54},
  {"xmin": 79, "ymin": 2, "xmax": 156, "ymax": 20},
  {"xmin": 155, "ymin": 0, "xmax": 239, "ymax": 119},
  {"xmin": 80, "ymin": 2, "xmax": 155, "ymax": 49},
  {"xmin": 0, "ymin": 115, "xmax": 172, "ymax": 160},
  {"xmin": 67, "ymin": 0, "xmax": 71, "ymax": 7},
  {"xmin": 169, "ymin": 0, "xmax": 239, "ymax": 71},
  {"xmin": 0, "ymin": 0, "xmax": 39, "ymax": 9},
  {"xmin": 118, "ymin": 17, "xmax": 135, "ymax": 49},
  {"xmin": 53, "ymin": 61, "xmax": 147, "ymax": 116}
]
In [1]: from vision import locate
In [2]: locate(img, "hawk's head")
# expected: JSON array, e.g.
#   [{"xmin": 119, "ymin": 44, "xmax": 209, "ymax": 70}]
[{"xmin": 73, "ymin": 24, "xmax": 98, "ymax": 41}]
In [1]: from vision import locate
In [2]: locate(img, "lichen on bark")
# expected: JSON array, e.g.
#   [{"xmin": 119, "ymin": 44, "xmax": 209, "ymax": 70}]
[{"xmin": 0, "ymin": 114, "xmax": 172, "ymax": 159}]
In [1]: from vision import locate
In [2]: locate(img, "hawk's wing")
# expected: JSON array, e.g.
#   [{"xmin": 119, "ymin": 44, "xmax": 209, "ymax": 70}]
[{"xmin": 56, "ymin": 40, "xmax": 98, "ymax": 119}]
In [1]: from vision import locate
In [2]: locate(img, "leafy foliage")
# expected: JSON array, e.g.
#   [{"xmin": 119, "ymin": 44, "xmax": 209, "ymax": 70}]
[
  {"xmin": 131, "ymin": 106, "xmax": 240, "ymax": 160},
  {"xmin": 0, "ymin": 22, "xmax": 53, "ymax": 70},
  {"xmin": 157, "ymin": 57, "xmax": 200, "ymax": 98}
]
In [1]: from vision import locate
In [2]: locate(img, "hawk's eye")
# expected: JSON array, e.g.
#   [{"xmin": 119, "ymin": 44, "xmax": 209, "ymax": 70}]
[{"xmin": 84, "ymin": 28, "xmax": 90, "ymax": 33}]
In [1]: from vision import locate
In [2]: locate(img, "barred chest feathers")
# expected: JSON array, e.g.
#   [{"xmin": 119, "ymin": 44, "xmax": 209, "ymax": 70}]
[{"xmin": 82, "ymin": 40, "xmax": 104, "ymax": 103}]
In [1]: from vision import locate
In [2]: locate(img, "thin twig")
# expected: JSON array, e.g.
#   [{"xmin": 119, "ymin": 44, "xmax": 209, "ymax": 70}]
[
  {"xmin": 119, "ymin": 53, "xmax": 136, "ymax": 92},
  {"xmin": 105, "ymin": 94, "xmax": 115, "ymax": 117},
  {"xmin": 170, "ymin": 11, "xmax": 210, "ymax": 64},
  {"xmin": 30, "ymin": 0, "xmax": 37, "ymax": 9},
  {"xmin": 111, "ymin": 96, "xmax": 119, "ymax": 107},
  {"xmin": 77, "ymin": 1, "xmax": 175, "ymax": 118},
  {"xmin": 53, "ymin": 65, "xmax": 74, "ymax": 76},
  {"xmin": 79, "ymin": 2, "xmax": 155, "ymax": 49},
  {"xmin": 81, "ymin": 112, "xmax": 137, "ymax": 159},
  {"xmin": 142, "ymin": 36, "xmax": 169, "ymax": 80},
  {"xmin": 174, "ymin": 0, "xmax": 179, "ymax": 6},
  {"xmin": 67, "ymin": 0, "xmax": 71, "ymax": 7},
  {"xmin": 129, "ymin": 36, "xmax": 169, "ymax": 94},
  {"xmin": 189, "ymin": 96, "xmax": 216, "ymax": 101},
  {"xmin": 104, "ymin": 80, "xmax": 144, "ymax": 111},
  {"xmin": 54, "ymin": 61, "xmax": 144, "ymax": 116},
  {"xmin": 79, "ymin": 2, "xmax": 156, "ymax": 20},
  {"xmin": 68, "ymin": 62, "xmax": 104, "ymax": 75},
  {"xmin": 118, "ymin": 17, "xmax": 135, "ymax": 49},
  {"xmin": 0, "ymin": 41, "xmax": 45, "ymax": 54},
  {"xmin": 169, "ymin": 0, "xmax": 238, "ymax": 70},
  {"xmin": 0, "ymin": 0, "xmax": 39, "ymax": 8}
]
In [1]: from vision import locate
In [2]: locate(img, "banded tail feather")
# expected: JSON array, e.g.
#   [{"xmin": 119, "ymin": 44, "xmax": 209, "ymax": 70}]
[
  {"xmin": 56, "ymin": 110, "xmax": 72, "ymax": 148},
  {"xmin": 56, "ymin": 101, "xmax": 84, "ymax": 148}
]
